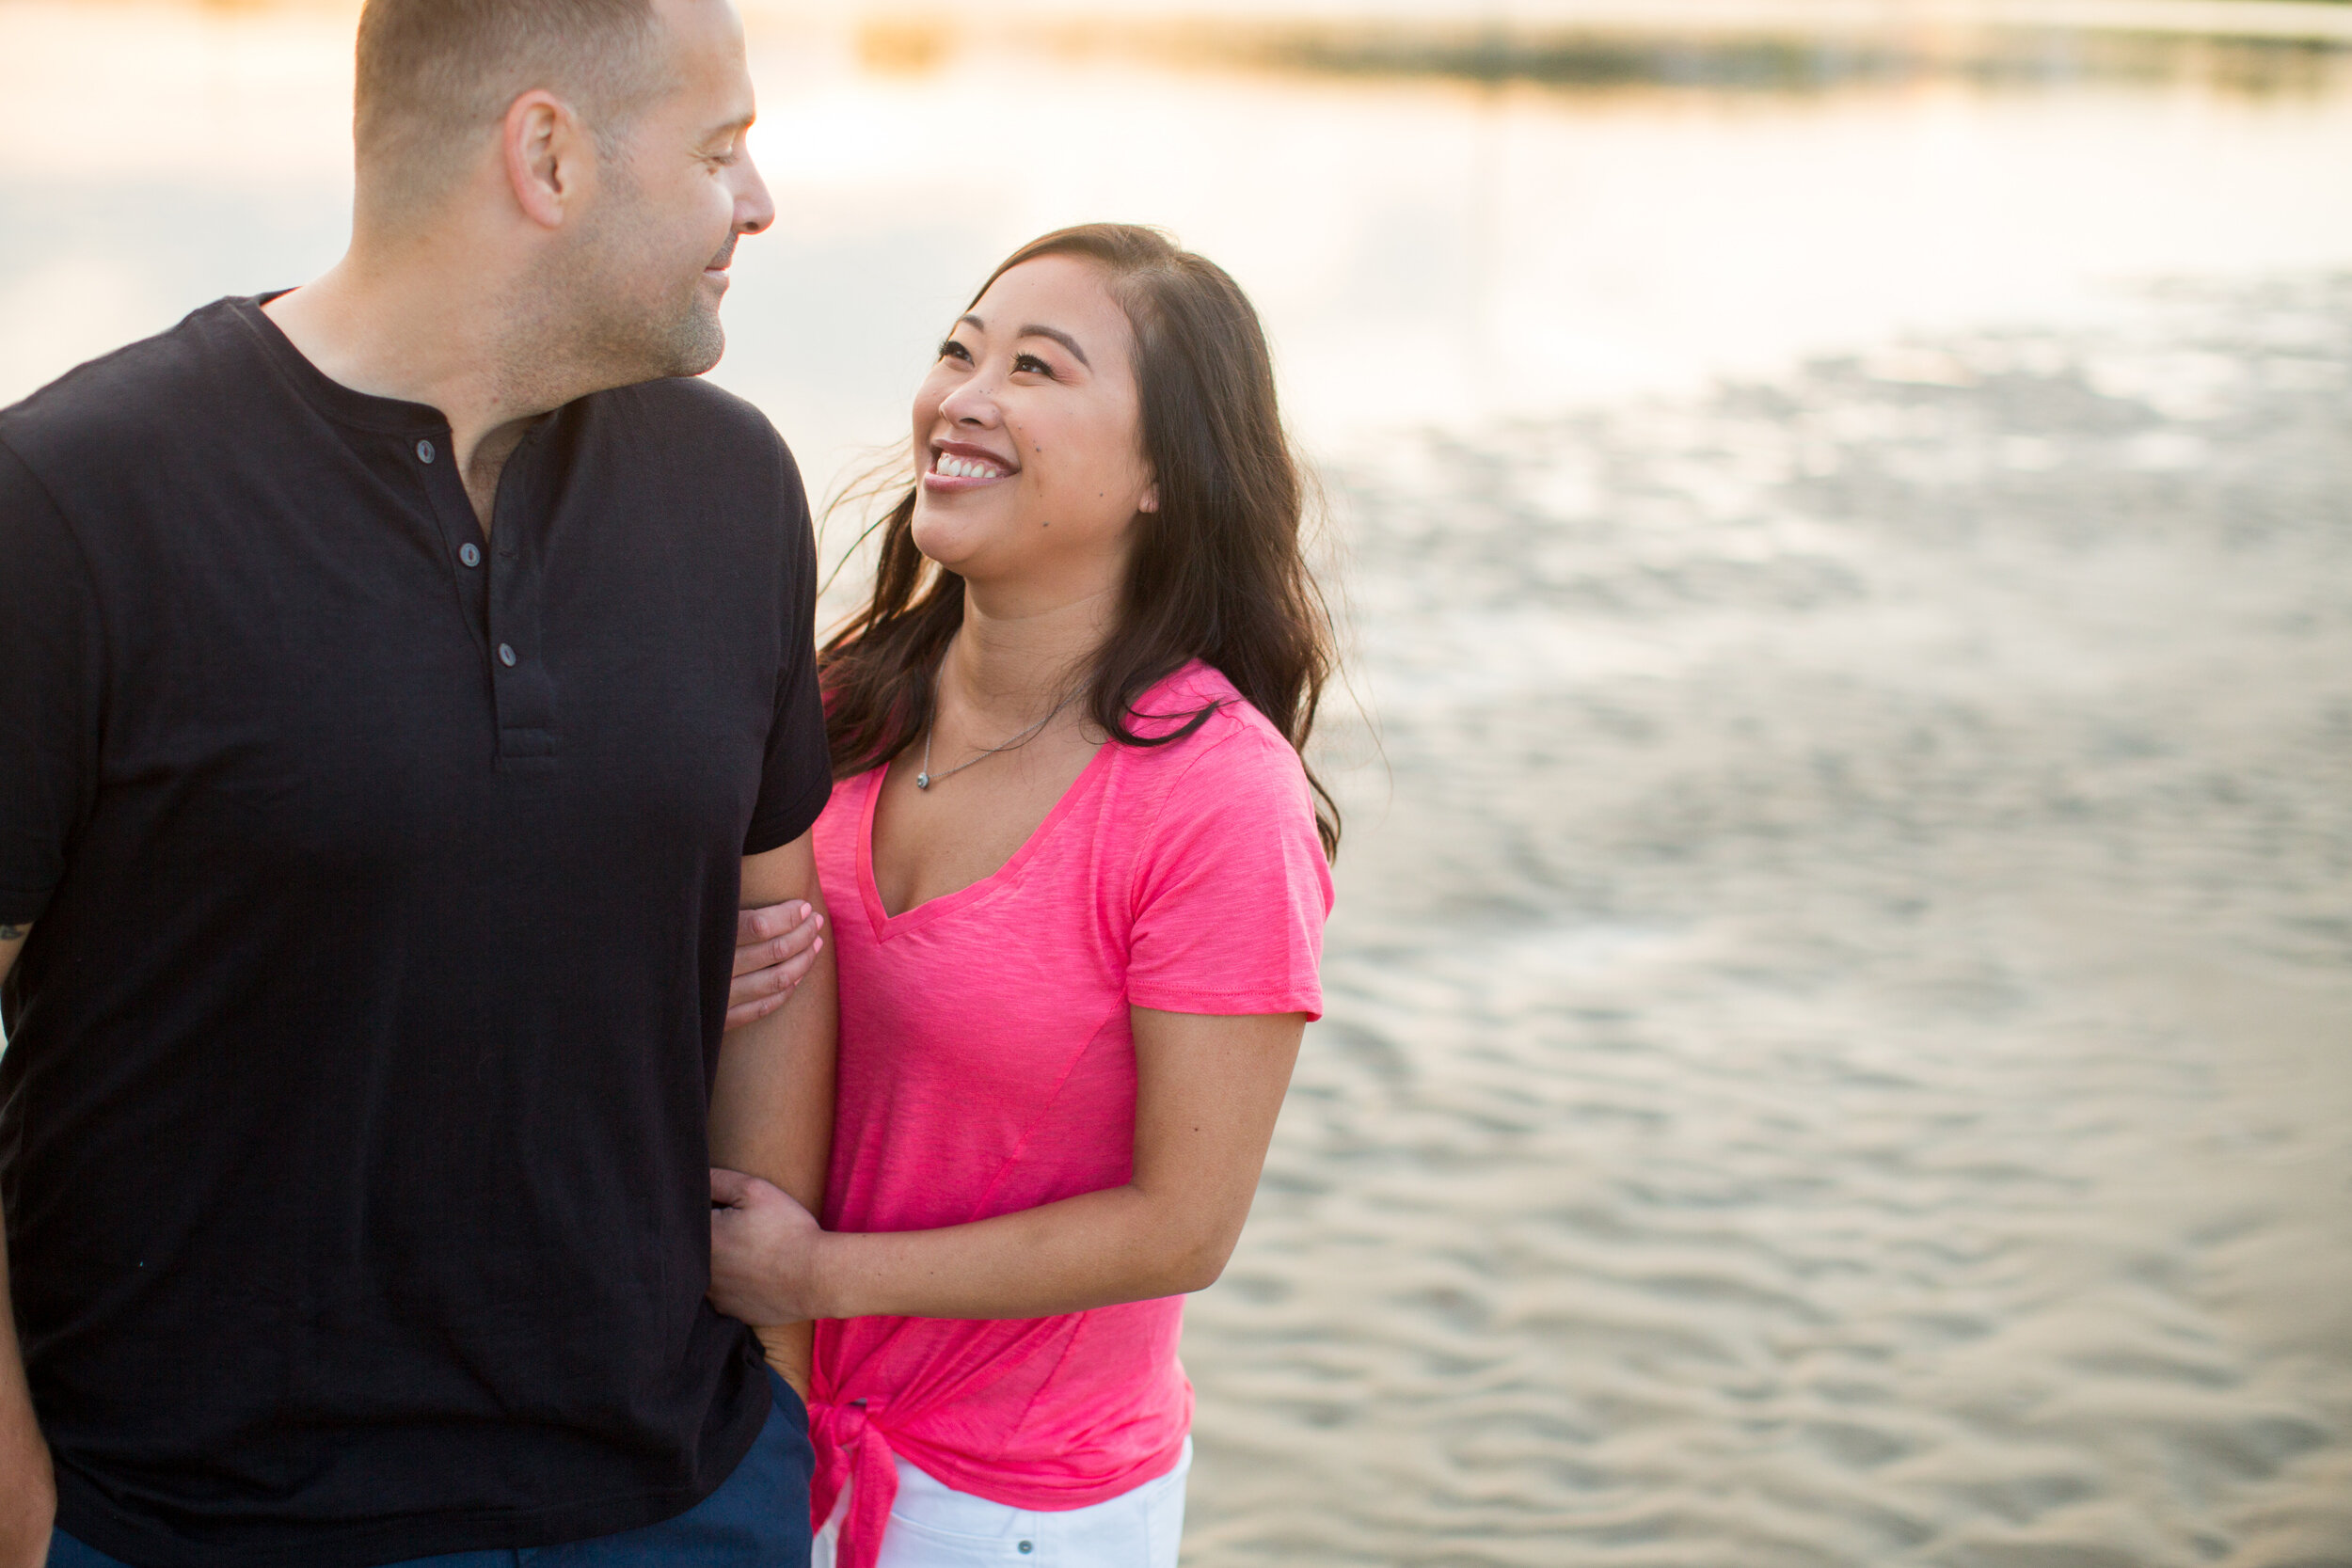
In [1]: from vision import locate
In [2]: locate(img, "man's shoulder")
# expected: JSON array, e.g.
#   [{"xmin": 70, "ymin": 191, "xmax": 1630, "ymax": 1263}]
[
  {"xmin": 0, "ymin": 298, "xmax": 257, "ymax": 474},
  {"xmin": 583, "ymin": 375, "xmax": 800, "ymax": 490},
  {"xmin": 568, "ymin": 380, "xmax": 815, "ymax": 585},
  {"xmin": 602, "ymin": 372, "xmax": 771, "ymax": 424}
]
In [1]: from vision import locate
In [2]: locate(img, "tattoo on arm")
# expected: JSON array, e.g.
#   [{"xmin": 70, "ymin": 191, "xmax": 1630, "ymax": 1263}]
[{"xmin": 0, "ymin": 925, "xmax": 25, "ymax": 942}]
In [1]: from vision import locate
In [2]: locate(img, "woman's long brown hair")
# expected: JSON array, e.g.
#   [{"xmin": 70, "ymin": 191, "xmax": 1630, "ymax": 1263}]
[{"xmin": 818, "ymin": 223, "xmax": 1342, "ymax": 860}]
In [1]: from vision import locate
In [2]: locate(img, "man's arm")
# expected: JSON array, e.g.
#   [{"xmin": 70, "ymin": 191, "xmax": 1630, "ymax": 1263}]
[
  {"xmin": 0, "ymin": 925, "xmax": 55, "ymax": 1568},
  {"xmin": 706, "ymin": 837, "xmax": 835, "ymax": 1401}
]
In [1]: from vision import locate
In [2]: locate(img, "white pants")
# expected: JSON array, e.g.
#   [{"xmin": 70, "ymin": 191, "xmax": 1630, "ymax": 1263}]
[{"xmin": 813, "ymin": 1439, "xmax": 1191, "ymax": 1568}]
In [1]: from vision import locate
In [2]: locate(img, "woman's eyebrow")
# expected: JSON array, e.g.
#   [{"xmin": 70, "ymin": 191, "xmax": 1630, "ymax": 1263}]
[
  {"xmin": 959, "ymin": 313, "xmax": 1091, "ymax": 369},
  {"xmin": 1020, "ymin": 325, "xmax": 1091, "ymax": 369}
]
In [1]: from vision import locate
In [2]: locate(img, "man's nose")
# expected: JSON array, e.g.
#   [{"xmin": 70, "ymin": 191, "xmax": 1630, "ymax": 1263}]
[{"xmin": 734, "ymin": 151, "xmax": 776, "ymax": 237}]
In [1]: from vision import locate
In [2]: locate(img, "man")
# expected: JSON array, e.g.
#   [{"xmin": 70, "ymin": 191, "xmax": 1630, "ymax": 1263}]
[{"xmin": 0, "ymin": 0, "xmax": 836, "ymax": 1562}]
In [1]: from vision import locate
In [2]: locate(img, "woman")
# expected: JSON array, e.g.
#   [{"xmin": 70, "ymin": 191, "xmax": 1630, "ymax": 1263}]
[{"xmin": 708, "ymin": 223, "xmax": 1338, "ymax": 1568}]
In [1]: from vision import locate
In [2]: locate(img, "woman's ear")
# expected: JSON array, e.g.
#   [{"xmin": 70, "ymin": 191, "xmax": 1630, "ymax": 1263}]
[{"xmin": 1138, "ymin": 480, "xmax": 1160, "ymax": 515}]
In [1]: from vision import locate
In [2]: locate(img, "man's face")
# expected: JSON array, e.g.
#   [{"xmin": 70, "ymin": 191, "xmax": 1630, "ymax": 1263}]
[{"xmin": 564, "ymin": 0, "xmax": 773, "ymax": 382}]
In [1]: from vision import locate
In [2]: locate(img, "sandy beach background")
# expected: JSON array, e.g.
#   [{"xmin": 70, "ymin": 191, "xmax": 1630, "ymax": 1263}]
[
  {"xmin": 1198, "ymin": 277, "xmax": 2352, "ymax": 1565},
  {"xmin": 3, "ymin": 2, "xmax": 2349, "ymax": 1562}
]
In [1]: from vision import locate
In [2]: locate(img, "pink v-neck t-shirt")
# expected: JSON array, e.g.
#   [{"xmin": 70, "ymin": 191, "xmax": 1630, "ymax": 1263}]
[{"xmin": 805, "ymin": 660, "xmax": 1333, "ymax": 1566}]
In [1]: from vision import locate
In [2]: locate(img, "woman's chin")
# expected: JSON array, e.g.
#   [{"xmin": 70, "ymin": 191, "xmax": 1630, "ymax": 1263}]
[{"xmin": 907, "ymin": 511, "xmax": 994, "ymax": 577}]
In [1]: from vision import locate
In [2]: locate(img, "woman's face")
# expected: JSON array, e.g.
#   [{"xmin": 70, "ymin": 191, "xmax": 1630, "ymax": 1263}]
[{"xmin": 907, "ymin": 255, "xmax": 1157, "ymax": 594}]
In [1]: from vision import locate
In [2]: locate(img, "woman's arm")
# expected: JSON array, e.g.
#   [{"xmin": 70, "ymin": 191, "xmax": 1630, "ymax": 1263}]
[
  {"xmin": 707, "ymin": 834, "xmax": 837, "ymax": 1394},
  {"xmin": 709, "ymin": 1006, "xmax": 1302, "ymax": 1324}
]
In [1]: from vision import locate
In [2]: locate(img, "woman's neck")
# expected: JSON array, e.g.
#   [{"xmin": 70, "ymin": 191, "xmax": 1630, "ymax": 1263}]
[{"xmin": 941, "ymin": 582, "xmax": 1119, "ymax": 731}]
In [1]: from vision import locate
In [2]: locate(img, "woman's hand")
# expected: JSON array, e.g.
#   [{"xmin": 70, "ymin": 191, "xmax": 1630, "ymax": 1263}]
[
  {"xmin": 728, "ymin": 1008, "xmax": 1305, "ymax": 1324},
  {"xmin": 727, "ymin": 902, "xmax": 825, "ymax": 1030},
  {"xmin": 709, "ymin": 1167, "xmax": 830, "ymax": 1325}
]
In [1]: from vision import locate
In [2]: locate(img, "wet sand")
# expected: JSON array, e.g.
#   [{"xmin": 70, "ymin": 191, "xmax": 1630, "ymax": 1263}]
[
  {"xmin": 3, "ymin": 6, "xmax": 2348, "ymax": 1560},
  {"xmin": 1182, "ymin": 275, "xmax": 2352, "ymax": 1565}
]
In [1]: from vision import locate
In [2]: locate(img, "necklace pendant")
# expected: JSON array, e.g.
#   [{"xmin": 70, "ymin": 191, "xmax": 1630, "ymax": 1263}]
[{"xmin": 915, "ymin": 772, "xmax": 930, "ymax": 790}]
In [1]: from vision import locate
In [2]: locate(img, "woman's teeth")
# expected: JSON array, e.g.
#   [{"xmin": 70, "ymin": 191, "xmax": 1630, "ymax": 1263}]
[{"xmin": 933, "ymin": 452, "xmax": 1009, "ymax": 480}]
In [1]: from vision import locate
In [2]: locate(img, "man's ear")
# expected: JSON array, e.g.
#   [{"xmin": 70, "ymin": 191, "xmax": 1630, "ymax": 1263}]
[{"xmin": 501, "ymin": 89, "xmax": 586, "ymax": 229}]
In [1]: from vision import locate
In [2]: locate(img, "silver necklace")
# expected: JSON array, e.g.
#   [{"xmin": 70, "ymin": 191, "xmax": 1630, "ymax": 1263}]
[{"xmin": 915, "ymin": 691, "xmax": 1076, "ymax": 790}]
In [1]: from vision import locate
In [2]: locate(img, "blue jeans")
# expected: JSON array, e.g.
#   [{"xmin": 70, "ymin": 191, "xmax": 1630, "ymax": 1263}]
[{"xmin": 49, "ymin": 1371, "xmax": 813, "ymax": 1568}]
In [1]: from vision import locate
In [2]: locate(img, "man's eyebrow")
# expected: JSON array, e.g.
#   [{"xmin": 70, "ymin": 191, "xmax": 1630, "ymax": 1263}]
[{"xmin": 700, "ymin": 112, "xmax": 755, "ymax": 142}]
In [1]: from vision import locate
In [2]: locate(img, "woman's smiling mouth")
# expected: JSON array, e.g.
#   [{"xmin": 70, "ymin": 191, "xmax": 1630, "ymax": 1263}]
[{"xmin": 924, "ymin": 441, "xmax": 1019, "ymax": 489}]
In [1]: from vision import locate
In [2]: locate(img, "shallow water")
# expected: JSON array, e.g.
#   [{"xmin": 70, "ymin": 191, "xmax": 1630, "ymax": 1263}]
[
  {"xmin": 1187, "ymin": 277, "xmax": 2352, "ymax": 1564},
  {"xmin": 4, "ymin": 5, "xmax": 2351, "ymax": 1563},
  {"xmin": 9, "ymin": 4, "xmax": 2352, "ymax": 463}
]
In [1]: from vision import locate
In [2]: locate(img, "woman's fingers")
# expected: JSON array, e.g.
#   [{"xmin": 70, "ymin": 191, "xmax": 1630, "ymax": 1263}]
[
  {"xmin": 723, "ymin": 956, "xmax": 813, "ymax": 1029},
  {"xmin": 708, "ymin": 1168, "xmax": 826, "ymax": 1323},
  {"xmin": 709, "ymin": 1166, "xmax": 760, "ymax": 1208},
  {"xmin": 733, "ymin": 902, "xmax": 821, "ymax": 974},
  {"xmin": 723, "ymin": 935, "xmax": 822, "ymax": 1030},
  {"xmin": 724, "ymin": 902, "xmax": 826, "ymax": 1031}
]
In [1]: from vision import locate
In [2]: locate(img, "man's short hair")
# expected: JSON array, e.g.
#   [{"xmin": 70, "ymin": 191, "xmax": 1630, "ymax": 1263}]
[{"xmin": 354, "ymin": 0, "xmax": 669, "ymax": 213}]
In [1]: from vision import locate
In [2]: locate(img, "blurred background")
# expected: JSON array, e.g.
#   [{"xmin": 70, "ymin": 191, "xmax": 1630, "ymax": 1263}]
[{"xmin": 5, "ymin": 0, "xmax": 2349, "ymax": 1562}]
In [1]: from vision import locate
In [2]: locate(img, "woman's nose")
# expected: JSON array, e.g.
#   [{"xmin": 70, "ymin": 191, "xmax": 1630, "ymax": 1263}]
[{"xmin": 937, "ymin": 376, "xmax": 1000, "ymax": 427}]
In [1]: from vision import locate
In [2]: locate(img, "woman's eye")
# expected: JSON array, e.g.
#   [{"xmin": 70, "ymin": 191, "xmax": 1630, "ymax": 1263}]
[
  {"xmin": 1013, "ymin": 353, "xmax": 1054, "ymax": 377},
  {"xmin": 938, "ymin": 339, "xmax": 973, "ymax": 364}
]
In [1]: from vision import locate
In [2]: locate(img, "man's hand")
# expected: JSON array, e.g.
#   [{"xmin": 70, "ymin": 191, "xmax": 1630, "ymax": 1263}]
[
  {"xmin": 0, "ymin": 1486, "xmax": 51, "ymax": 1568},
  {"xmin": 0, "ymin": 927, "xmax": 54, "ymax": 1568},
  {"xmin": 708, "ymin": 1168, "xmax": 828, "ymax": 1326},
  {"xmin": 0, "ymin": 1422, "xmax": 50, "ymax": 1568},
  {"xmin": 726, "ymin": 901, "xmax": 824, "ymax": 1031}
]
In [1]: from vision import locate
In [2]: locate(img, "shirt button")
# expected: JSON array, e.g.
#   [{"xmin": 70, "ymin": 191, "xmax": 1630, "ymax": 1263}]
[
  {"xmin": 498, "ymin": 643, "xmax": 517, "ymax": 667},
  {"xmin": 459, "ymin": 542, "xmax": 482, "ymax": 568},
  {"xmin": 415, "ymin": 439, "xmax": 436, "ymax": 464},
  {"xmin": 1017, "ymin": 1544, "xmax": 1033, "ymax": 1556}
]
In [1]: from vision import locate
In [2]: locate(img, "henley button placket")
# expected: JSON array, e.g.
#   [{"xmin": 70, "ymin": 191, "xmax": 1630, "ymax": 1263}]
[{"xmin": 405, "ymin": 424, "xmax": 551, "ymax": 769}]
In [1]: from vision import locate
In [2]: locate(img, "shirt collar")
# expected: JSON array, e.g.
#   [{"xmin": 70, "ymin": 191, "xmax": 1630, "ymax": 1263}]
[{"xmin": 230, "ymin": 292, "xmax": 453, "ymax": 437}]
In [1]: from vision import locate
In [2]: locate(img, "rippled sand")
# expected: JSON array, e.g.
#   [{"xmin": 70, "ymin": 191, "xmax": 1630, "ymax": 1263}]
[{"xmin": 1181, "ymin": 276, "xmax": 2352, "ymax": 1566}]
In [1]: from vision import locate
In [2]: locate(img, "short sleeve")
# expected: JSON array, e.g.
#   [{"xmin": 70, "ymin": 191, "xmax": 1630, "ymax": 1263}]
[
  {"xmin": 743, "ymin": 437, "xmax": 833, "ymax": 854},
  {"xmin": 1126, "ymin": 726, "xmax": 1334, "ymax": 1019},
  {"xmin": 0, "ymin": 439, "xmax": 105, "ymax": 924}
]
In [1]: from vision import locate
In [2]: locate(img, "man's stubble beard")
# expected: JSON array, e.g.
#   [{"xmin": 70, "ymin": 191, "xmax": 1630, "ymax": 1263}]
[{"xmin": 502, "ymin": 170, "xmax": 726, "ymax": 409}]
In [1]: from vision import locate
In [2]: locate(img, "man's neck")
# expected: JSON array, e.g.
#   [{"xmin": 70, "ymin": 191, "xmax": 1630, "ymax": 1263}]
[{"xmin": 263, "ymin": 242, "xmax": 564, "ymax": 533}]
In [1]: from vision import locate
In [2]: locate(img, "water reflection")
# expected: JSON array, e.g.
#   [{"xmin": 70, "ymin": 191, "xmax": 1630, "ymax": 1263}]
[
  {"xmin": 8, "ymin": 2, "xmax": 2352, "ymax": 483},
  {"xmin": 1002, "ymin": 13, "xmax": 2352, "ymax": 98}
]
